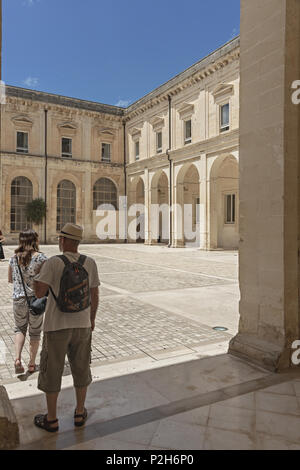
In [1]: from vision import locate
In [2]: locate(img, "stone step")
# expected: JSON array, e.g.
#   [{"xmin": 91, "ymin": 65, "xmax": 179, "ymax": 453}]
[{"xmin": 0, "ymin": 386, "xmax": 19, "ymax": 449}]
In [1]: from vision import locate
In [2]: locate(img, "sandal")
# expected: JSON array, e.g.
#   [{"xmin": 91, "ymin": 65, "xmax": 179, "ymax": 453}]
[
  {"xmin": 14, "ymin": 360, "xmax": 25, "ymax": 375},
  {"xmin": 74, "ymin": 407, "xmax": 88, "ymax": 427},
  {"xmin": 34, "ymin": 414, "xmax": 59, "ymax": 433},
  {"xmin": 28, "ymin": 364, "xmax": 38, "ymax": 374}
]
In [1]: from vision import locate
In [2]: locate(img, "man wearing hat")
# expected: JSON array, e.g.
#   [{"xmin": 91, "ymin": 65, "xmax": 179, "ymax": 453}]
[{"xmin": 33, "ymin": 223, "xmax": 100, "ymax": 432}]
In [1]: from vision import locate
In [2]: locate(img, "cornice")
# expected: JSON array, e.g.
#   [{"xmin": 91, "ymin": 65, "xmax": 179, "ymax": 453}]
[
  {"xmin": 124, "ymin": 39, "xmax": 240, "ymax": 121},
  {"xmin": 6, "ymin": 92, "xmax": 123, "ymax": 123}
]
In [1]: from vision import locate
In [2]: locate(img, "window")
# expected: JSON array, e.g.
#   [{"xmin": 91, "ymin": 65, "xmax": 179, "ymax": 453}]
[
  {"xmin": 220, "ymin": 103, "xmax": 230, "ymax": 132},
  {"xmin": 62, "ymin": 138, "xmax": 72, "ymax": 158},
  {"xmin": 10, "ymin": 177, "xmax": 33, "ymax": 231},
  {"xmin": 156, "ymin": 132, "xmax": 162, "ymax": 154},
  {"xmin": 93, "ymin": 178, "xmax": 117, "ymax": 210},
  {"xmin": 57, "ymin": 180, "xmax": 76, "ymax": 231},
  {"xmin": 135, "ymin": 141, "xmax": 140, "ymax": 161},
  {"xmin": 16, "ymin": 132, "xmax": 28, "ymax": 154},
  {"xmin": 184, "ymin": 120, "xmax": 192, "ymax": 144},
  {"xmin": 225, "ymin": 194, "xmax": 236, "ymax": 224},
  {"xmin": 101, "ymin": 143, "xmax": 111, "ymax": 163}
]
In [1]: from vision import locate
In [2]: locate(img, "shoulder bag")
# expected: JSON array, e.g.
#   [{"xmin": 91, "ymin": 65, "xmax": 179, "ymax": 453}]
[{"xmin": 15, "ymin": 256, "xmax": 47, "ymax": 316}]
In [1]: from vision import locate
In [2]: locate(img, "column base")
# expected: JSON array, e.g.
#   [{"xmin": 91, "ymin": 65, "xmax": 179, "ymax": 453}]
[
  {"xmin": 171, "ymin": 240, "xmax": 185, "ymax": 248},
  {"xmin": 228, "ymin": 333, "xmax": 291, "ymax": 372}
]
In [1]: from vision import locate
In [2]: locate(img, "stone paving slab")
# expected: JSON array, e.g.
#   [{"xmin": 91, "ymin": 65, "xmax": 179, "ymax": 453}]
[{"xmin": 101, "ymin": 271, "xmax": 233, "ymax": 293}]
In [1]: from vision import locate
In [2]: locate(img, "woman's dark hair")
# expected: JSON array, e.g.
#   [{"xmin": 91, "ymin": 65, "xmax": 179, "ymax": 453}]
[
  {"xmin": 0, "ymin": 230, "xmax": 2, "ymax": 236},
  {"xmin": 15, "ymin": 230, "xmax": 39, "ymax": 267}
]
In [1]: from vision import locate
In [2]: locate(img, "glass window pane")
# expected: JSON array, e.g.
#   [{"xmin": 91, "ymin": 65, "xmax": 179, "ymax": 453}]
[
  {"xmin": 62, "ymin": 138, "xmax": 72, "ymax": 156},
  {"xmin": 10, "ymin": 177, "xmax": 33, "ymax": 231},
  {"xmin": 185, "ymin": 120, "xmax": 191, "ymax": 139},
  {"xmin": 17, "ymin": 132, "xmax": 28, "ymax": 153},
  {"xmin": 56, "ymin": 180, "xmax": 76, "ymax": 231},
  {"xmin": 221, "ymin": 104, "xmax": 230, "ymax": 127},
  {"xmin": 93, "ymin": 178, "xmax": 117, "ymax": 210},
  {"xmin": 157, "ymin": 132, "xmax": 162, "ymax": 152},
  {"xmin": 102, "ymin": 143, "xmax": 111, "ymax": 162}
]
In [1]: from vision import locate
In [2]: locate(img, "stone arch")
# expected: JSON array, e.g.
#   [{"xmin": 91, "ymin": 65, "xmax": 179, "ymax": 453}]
[
  {"xmin": 150, "ymin": 169, "xmax": 169, "ymax": 243},
  {"xmin": 208, "ymin": 154, "xmax": 239, "ymax": 249},
  {"xmin": 175, "ymin": 162, "xmax": 200, "ymax": 247}
]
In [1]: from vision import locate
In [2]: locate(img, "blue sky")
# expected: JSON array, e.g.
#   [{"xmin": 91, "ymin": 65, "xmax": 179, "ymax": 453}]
[{"xmin": 3, "ymin": 0, "xmax": 240, "ymax": 107}]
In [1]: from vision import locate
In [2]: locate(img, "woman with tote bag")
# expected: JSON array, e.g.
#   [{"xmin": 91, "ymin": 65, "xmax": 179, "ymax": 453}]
[{"xmin": 8, "ymin": 230, "xmax": 47, "ymax": 374}]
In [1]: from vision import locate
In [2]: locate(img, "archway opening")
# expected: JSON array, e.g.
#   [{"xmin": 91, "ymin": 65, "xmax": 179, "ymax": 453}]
[
  {"xmin": 151, "ymin": 171, "xmax": 169, "ymax": 244},
  {"xmin": 209, "ymin": 155, "xmax": 239, "ymax": 250}
]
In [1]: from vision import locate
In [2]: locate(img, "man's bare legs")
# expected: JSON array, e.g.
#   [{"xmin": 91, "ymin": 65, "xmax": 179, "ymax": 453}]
[
  {"xmin": 46, "ymin": 392, "xmax": 59, "ymax": 427},
  {"xmin": 75, "ymin": 387, "xmax": 87, "ymax": 422}
]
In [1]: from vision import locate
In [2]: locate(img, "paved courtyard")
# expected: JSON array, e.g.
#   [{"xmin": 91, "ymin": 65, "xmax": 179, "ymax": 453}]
[{"xmin": 0, "ymin": 244, "xmax": 239, "ymax": 384}]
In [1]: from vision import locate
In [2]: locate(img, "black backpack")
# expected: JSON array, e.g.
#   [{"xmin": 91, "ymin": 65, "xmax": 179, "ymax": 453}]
[{"xmin": 50, "ymin": 255, "xmax": 91, "ymax": 313}]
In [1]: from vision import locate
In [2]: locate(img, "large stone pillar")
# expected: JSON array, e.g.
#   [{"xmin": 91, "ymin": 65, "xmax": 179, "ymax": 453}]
[{"xmin": 229, "ymin": 0, "xmax": 300, "ymax": 370}]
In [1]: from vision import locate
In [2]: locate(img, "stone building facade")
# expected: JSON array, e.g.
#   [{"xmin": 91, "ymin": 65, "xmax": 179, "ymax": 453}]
[{"xmin": 0, "ymin": 37, "xmax": 240, "ymax": 248}]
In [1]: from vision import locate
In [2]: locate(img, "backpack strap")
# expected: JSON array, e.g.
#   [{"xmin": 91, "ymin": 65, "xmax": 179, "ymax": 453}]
[
  {"xmin": 57, "ymin": 255, "xmax": 71, "ymax": 266},
  {"xmin": 78, "ymin": 255, "xmax": 87, "ymax": 266}
]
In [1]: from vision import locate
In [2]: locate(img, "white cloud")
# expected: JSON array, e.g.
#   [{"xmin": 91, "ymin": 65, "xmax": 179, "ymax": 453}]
[
  {"xmin": 229, "ymin": 27, "xmax": 239, "ymax": 40},
  {"xmin": 23, "ymin": 77, "xmax": 39, "ymax": 88},
  {"xmin": 115, "ymin": 99, "xmax": 131, "ymax": 108},
  {"xmin": 23, "ymin": 0, "xmax": 40, "ymax": 7}
]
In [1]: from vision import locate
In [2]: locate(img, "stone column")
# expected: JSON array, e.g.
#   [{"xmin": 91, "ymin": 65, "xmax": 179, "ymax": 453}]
[
  {"xmin": 143, "ymin": 169, "xmax": 151, "ymax": 245},
  {"xmin": 229, "ymin": 0, "xmax": 300, "ymax": 370},
  {"xmin": 199, "ymin": 153, "xmax": 208, "ymax": 250}
]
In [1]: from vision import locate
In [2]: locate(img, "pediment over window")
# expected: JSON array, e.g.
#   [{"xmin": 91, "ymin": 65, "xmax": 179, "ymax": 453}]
[
  {"xmin": 212, "ymin": 83, "xmax": 234, "ymax": 102},
  {"xmin": 58, "ymin": 121, "xmax": 78, "ymax": 136},
  {"xmin": 11, "ymin": 114, "xmax": 34, "ymax": 129},
  {"xmin": 149, "ymin": 116, "xmax": 165, "ymax": 130},
  {"xmin": 177, "ymin": 102, "xmax": 195, "ymax": 119},
  {"xmin": 97, "ymin": 127, "xmax": 115, "ymax": 137},
  {"xmin": 128, "ymin": 126, "xmax": 142, "ymax": 138}
]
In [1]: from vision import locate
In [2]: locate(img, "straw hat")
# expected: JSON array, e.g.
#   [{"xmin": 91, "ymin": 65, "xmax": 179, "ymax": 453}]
[{"xmin": 58, "ymin": 223, "xmax": 83, "ymax": 241}]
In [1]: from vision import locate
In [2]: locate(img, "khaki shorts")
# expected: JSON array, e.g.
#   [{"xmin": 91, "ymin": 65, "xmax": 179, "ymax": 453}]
[
  {"xmin": 13, "ymin": 298, "xmax": 43, "ymax": 340},
  {"xmin": 38, "ymin": 328, "xmax": 92, "ymax": 394}
]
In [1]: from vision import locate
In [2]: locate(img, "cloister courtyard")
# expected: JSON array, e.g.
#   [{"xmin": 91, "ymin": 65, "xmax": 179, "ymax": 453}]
[{"xmin": 0, "ymin": 244, "xmax": 238, "ymax": 384}]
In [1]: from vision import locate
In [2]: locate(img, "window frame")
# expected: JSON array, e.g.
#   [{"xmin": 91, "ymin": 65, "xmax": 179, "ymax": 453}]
[
  {"xmin": 184, "ymin": 119, "xmax": 192, "ymax": 145},
  {"xmin": 101, "ymin": 142, "xmax": 111, "ymax": 163},
  {"xmin": 224, "ymin": 193, "xmax": 236, "ymax": 225},
  {"xmin": 61, "ymin": 137, "xmax": 73, "ymax": 158},
  {"xmin": 135, "ymin": 140, "xmax": 140, "ymax": 161},
  {"xmin": 220, "ymin": 103, "xmax": 230, "ymax": 133},
  {"xmin": 156, "ymin": 131, "xmax": 162, "ymax": 154},
  {"xmin": 93, "ymin": 177, "xmax": 118, "ymax": 211},
  {"xmin": 16, "ymin": 131, "xmax": 29, "ymax": 154},
  {"xmin": 10, "ymin": 176, "xmax": 33, "ymax": 232}
]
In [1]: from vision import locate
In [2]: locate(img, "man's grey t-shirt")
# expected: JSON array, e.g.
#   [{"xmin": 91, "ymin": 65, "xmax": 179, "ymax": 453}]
[{"xmin": 35, "ymin": 252, "xmax": 100, "ymax": 332}]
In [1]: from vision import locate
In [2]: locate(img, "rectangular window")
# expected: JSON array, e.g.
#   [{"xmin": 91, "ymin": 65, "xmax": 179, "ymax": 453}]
[
  {"xmin": 220, "ymin": 103, "xmax": 230, "ymax": 132},
  {"xmin": 16, "ymin": 132, "xmax": 28, "ymax": 154},
  {"xmin": 225, "ymin": 194, "xmax": 236, "ymax": 224},
  {"xmin": 135, "ymin": 141, "xmax": 140, "ymax": 161},
  {"xmin": 184, "ymin": 119, "xmax": 192, "ymax": 144},
  {"xmin": 62, "ymin": 138, "xmax": 72, "ymax": 158},
  {"xmin": 156, "ymin": 131, "xmax": 162, "ymax": 153},
  {"xmin": 102, "ymin": 143, "xmax": 111, "ymax": 162}
]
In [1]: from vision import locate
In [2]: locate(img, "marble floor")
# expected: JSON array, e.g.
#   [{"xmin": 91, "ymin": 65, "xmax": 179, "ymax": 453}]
[{"xmin": 5, "ymin": 352, "xmax": 300, "ymax": 450}]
